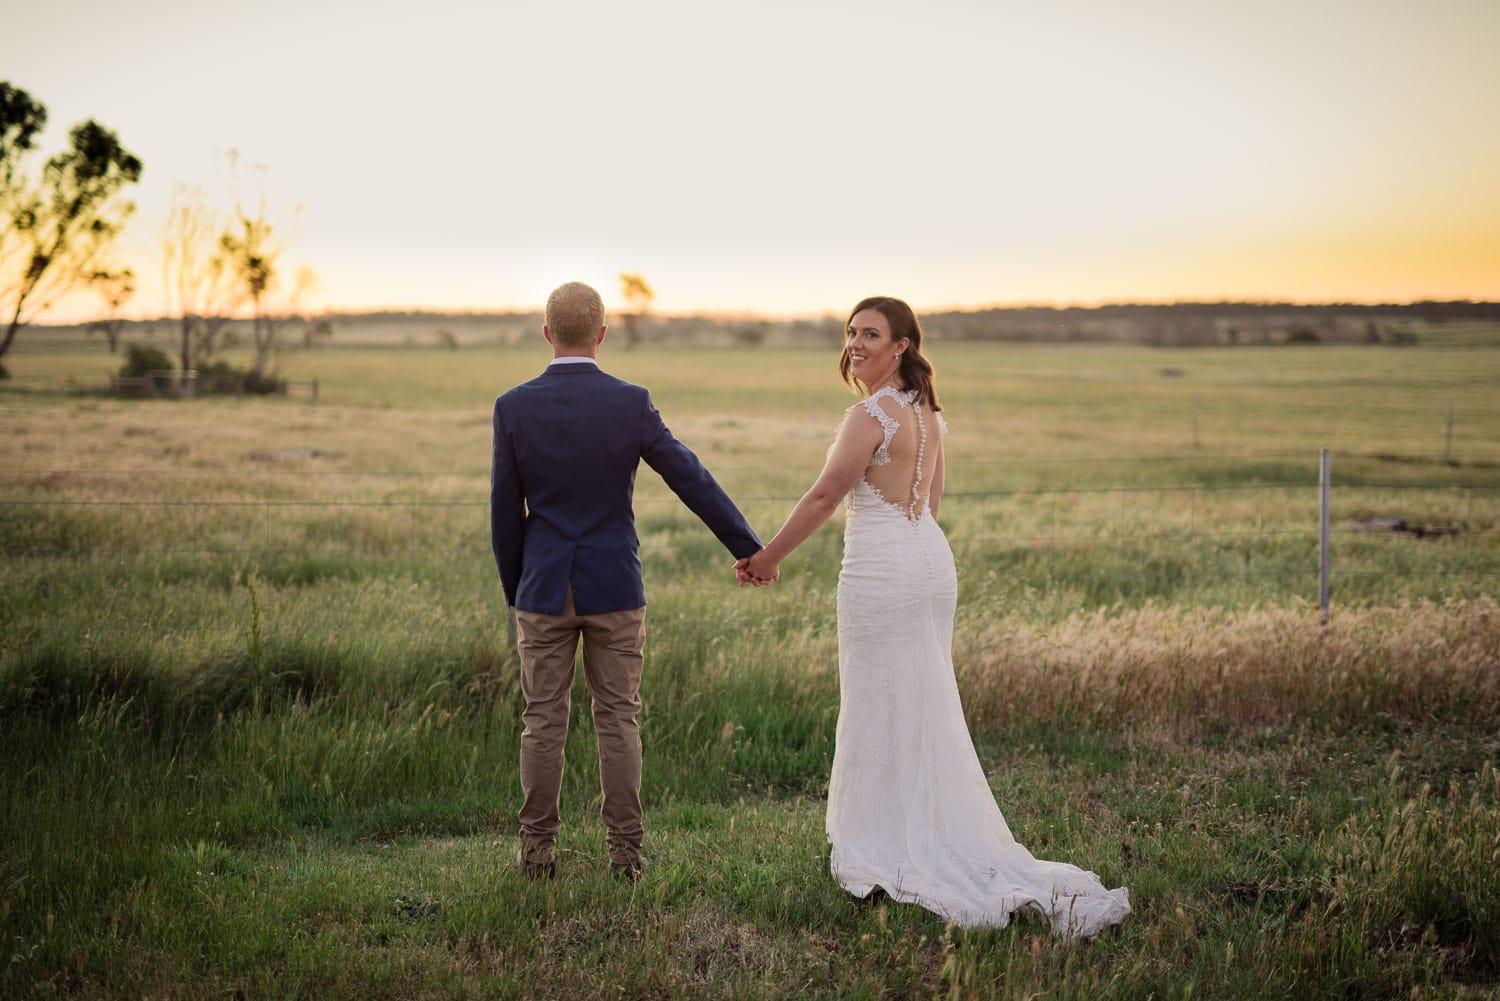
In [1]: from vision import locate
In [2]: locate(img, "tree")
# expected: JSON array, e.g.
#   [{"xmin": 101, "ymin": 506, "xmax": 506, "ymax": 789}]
[
  {"xmin": 733, "ymin": 321, "xmax": 768, "ymax": 347},
  {"xmin": 618, "ymin": 273, "xmax": 654, "ymax": 349},
  {"xmin": 0, "ymin": 83, "xmax": 47, "ymax": 190},
  {"xmin": 0, "ymin": 86, "xmax": 47, "ymax": 276},
  {"xmin": 160, "ymin": 182, "xmax": 236, "ymax": 376},
  {"xmin": 88, "ymin": 266, "xmax": 135, "ymax": 353},
  {"xmin": 0, "ymin": 82, "xmax": 142, "ymax": 377},
  {"xmin": 0, "ymin": 83, "xmax": 47, "ymax": 377},
  {"xmin": 302, "ymin": 312, "xmax": 334, "ymax": 349},
  {"xmin": 220, "ymin": 152, "xmax": 306, "ymax": 379},
  {"xmin": 258, "ymin": 263, "xmax": 319, "ymax": 368}
]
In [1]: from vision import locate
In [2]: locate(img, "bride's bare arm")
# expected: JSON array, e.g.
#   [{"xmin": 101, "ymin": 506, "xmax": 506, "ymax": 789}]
[{"xmin": 742, "ymin": 411, "xmax": 882, "ymax": 579}]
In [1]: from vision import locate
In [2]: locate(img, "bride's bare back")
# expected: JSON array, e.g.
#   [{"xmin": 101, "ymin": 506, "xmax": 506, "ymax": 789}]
[{"xmin": 850, "ymin": 387, "xmax": 944, "ymax": 521}]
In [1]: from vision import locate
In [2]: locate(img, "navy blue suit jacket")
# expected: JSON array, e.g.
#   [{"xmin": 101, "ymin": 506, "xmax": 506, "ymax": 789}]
[{"xmin": 490, "ymin": 361, "xmax": 763, "ymax": 615}]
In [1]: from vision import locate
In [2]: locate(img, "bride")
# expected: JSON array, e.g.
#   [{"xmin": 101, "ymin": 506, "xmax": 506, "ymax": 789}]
[{"xmin": 736, "ymin": 296, "xmax": 1130, "ymax": 939}]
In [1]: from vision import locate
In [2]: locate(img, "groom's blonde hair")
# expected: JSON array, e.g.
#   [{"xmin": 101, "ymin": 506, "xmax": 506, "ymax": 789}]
[{"xmin": 545, "ymin": 282, "xmax": 606, "ymax": 349}]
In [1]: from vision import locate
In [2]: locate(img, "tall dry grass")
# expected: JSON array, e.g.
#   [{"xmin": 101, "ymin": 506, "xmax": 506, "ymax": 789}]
[{"xmin": 958, "ymin": 597, "xmax": 1500, "ymax": 739}]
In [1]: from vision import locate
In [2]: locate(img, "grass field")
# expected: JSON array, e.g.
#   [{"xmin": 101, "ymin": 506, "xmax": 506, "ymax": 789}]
[{"xmin": 3, "ymin": 334, "xmax": 1499, "ymax": 998}]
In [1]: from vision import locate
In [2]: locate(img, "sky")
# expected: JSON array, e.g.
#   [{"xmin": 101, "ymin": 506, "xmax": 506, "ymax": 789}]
[{"xmin": 4, "ymin": 0, "xmax": 1499, "ymax": 319}]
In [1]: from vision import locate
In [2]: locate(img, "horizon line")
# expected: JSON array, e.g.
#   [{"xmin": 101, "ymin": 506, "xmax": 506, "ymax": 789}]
[{"xmin": 31, "ymin": 295, "xmax": 1500, "ymax": 328}]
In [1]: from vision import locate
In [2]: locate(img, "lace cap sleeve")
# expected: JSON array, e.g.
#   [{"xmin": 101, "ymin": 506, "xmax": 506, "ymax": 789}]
[{"xmin": 852, "ymin": 394, "xmax": 901, "ymax": 466}]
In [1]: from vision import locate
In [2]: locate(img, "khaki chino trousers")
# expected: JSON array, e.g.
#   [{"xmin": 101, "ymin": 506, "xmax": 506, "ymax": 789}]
[{"xmin": 513, "ymin": 587, "xmax": 647, "ymax": 865}]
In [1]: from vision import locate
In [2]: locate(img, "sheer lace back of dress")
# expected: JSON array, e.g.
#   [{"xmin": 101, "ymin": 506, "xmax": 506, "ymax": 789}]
[{"xmin": 854, "ymin": 387, "xmax": 943, "ymax": 522}]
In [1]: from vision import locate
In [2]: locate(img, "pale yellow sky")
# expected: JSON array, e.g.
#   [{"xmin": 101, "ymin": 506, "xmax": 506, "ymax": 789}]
[{"xmin": 5, "ymin": 0, "xmax": 1499, "ymax": 320}]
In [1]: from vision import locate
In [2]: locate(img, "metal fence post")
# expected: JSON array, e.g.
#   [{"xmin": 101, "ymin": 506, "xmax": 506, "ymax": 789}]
[
  {"xmin": 1445, "ymin": 403, "xmax": 1455, "ymax": 464},
  {"xmin": 1465, "ymin": 486, "xmax": 1475, "ymax": 575},
  {"xmin": 1319, "ymin": 448, "xmax": 1331, "ymax": 625}
]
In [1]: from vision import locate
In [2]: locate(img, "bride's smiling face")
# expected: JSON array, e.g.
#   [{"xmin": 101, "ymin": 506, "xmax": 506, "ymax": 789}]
[{"xmin": 845, "ymin": 309, "xmax": 908, "ymax": 386}]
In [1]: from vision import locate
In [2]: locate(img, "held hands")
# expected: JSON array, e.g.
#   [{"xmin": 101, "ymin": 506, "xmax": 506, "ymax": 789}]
[{"xmin": 734, "ymin": 550, "xmax": 780, "ymax": 587}]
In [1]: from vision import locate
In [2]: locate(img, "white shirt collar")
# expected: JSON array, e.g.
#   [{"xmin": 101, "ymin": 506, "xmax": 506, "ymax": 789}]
[{"xmin": 549, "ymin": 356, "xmax": 598, "ymax": 367}]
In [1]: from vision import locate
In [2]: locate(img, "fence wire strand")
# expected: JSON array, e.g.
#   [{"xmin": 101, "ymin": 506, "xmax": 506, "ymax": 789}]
[{"xmin": 4, "ymin": 480, "xmax": 1494, "ymax": 597}]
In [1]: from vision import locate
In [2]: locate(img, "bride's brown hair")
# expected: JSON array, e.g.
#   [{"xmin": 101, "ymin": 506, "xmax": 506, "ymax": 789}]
[{"xmin": 839, "ymin": 296, "xmax": 943, "ymax": 412}]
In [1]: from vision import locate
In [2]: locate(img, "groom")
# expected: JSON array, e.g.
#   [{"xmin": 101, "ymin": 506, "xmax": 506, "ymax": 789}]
[{"xmin": 490, "ymin": 281, "xmax": 764, "ymax": 880}]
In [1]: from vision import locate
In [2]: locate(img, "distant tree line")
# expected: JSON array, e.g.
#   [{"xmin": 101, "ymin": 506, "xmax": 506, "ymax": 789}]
[
  {"xmin": 917, "ymin": 301, "xmax": 1500, "ymax": 347},
  {"xmin": 32, "ymin": 298, "xmax": 1500, "ymax": 352},
  {"xmin": 935, "ymin": 300, "xmax": 1500, "ymax": 323}
]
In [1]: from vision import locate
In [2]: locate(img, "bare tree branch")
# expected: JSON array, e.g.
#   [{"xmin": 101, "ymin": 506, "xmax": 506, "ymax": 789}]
[{"xmin": 160, "ymin": 182, "xmax": 237, "ymax": 375}]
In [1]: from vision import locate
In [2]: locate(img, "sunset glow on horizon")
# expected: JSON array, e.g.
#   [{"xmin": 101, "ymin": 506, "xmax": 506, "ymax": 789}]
[{"xmin": 5, "ymin": 0, "xmax": 1498, "ymax": 322}]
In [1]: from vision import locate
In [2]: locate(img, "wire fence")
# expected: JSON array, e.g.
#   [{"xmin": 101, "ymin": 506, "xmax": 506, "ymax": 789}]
[
  {"xmin": 7, "ymin": 366, "xmax": 1500, "ymax": 450},
  {"xmin": 5, "ymin": 479, "xmax": 1496, "ymax": 606},
  {"xmin": 4, "ymin": 442, "xmax": 1500, "ymax": 482}
]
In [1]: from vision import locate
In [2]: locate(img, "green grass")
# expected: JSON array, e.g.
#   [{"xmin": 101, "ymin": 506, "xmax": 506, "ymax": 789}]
[
  {"xmin": 3, "ymin": 646, "xmax": 1497, "ymax": 998},
  {"xmin": 3, "ymin": 338, "xmax": 1499, "ymax": 998}
]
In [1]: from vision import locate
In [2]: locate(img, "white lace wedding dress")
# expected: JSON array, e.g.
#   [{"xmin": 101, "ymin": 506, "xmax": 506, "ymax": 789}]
[{"xmin": 826, "ymin": 387, "xmax": 1130, "ymax": 939}]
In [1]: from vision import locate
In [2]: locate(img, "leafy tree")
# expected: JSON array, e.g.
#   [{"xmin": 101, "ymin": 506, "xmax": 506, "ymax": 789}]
[
  {"xmin": 0, "ymin": 82, "xmax": 142, "ymax": 378},
  {"xmin": 220, "ymin": 152, "xmax": 311, "ymax": 379},
  {"xmin": 618, "ymin": 273, "xmax": 654, "ymax": 349},
  {"xmin": 0, "ymin": 83, "xmax": 46, "ymax": 377},
  {"xmin": 88, "ymin": 266, "xmax": 135, "ymax": 353},
  {"xmin": 118, "ymin": 341, "xmax": 172, "ymax": 379},
  {"xmin": 0, "ymin": 81, "xmax": 46, "ymax": 196}
]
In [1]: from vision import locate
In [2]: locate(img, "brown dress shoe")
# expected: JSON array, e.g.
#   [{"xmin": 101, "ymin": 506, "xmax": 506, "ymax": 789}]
[
  {"xmin": 610, "ymin": 859, "xmax": 647, "ymax": 882},
  {"xmin": 518, "ymin": 844, "xmax": 557, "ymax": 881}
]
